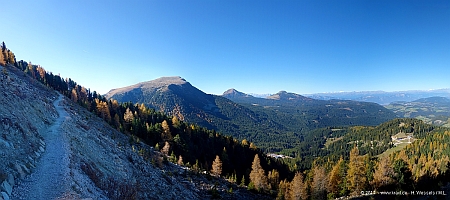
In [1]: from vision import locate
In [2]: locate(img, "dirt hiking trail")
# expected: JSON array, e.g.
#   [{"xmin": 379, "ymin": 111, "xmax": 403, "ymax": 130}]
[{"xmin": 12, "ymin": 94, "xmax": 73, "ymax": 200}]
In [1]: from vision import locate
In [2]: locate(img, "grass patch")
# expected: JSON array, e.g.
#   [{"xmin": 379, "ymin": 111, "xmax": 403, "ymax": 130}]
[
  {"xmin": 377, "ymin": 143, "xmax": 409, "ymax": 158},
  {"xmin": 324, "ymin": 137, "xmax": 343, "ymax": 148}
]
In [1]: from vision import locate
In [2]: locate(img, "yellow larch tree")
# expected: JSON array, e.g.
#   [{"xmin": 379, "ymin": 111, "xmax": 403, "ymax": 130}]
[
  {"xmin": 371, "ymin": 156, "xmax": 395, "ymax": 190},
  {"xmin": 290, "ymin": 172, "xmax": 308, "ymax": 200},
  {"xmin": 249, "ymin": 154, "xmax": 268, "ymax": 191},
  {"xmin": 211, "ymin": 155, "xmax": 222, "ymax": 176},
  {"xmin": 346, "ymin": 146, "xmax": 367, "ymax": 196}
]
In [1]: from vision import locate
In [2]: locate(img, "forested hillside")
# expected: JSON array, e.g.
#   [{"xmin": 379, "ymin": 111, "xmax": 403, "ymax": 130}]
[
  {"xmin": 4, "ymin": 41, "xmax": 450, "ymax": 199},
  {"xmin": 106, "ymin": 83, "xmax": 397, "ymax": 155},
  {"xmin": 224, "ymin": 89, "xmax": 397, "ymax": 129}
]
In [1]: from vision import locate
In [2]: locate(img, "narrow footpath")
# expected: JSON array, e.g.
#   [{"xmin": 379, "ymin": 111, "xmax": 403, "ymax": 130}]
[{"xmin": 12, "ymin": 94, "xmax": 73, "ymax": 200}]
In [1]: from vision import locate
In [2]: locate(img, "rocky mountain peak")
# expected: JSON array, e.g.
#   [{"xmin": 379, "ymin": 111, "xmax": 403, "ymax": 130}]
[
  {"xmin": 222, "ymin": 88, "xmax": 251, "ymax": 98},
  {"xmin": 144, "ymin": 76, "xmax": 187, "ymax": 86},
  {"xmin": 267, "ymin": 91, "xmax": 311, "ymax": 101},
  {"xmin": 105, "ymin": 76, "xmax": 190, "ymax": 99}
]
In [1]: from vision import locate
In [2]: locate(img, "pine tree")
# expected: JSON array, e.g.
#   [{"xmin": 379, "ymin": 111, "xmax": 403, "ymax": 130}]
[
  {"xmin": 241, "ymin": 139, "xmax": 249, "ymax": 146},
  {"xmin": 346, "ymin": 146, "xmax": 367, "ymax": 196},
  {"xmin": 172, "ymin": 116, "xmax": 180, "ymax": 128},
  {"xmin": 169, "ymin": 151, "xmax": 176, "ymax": 163},
  {"xmin": 268, "ymin": 169, "xmax": 280, "ymax": 190},
  {"xmin": 80, "ymin": 86, "xmax": 88, "ymax": 103},
  {"xmin": 193, "ymin": 159, "xmax": 200, "ymax": 172},
  {"xmin": 328, "ymin": 157, "xmax": 345, "ymax": 197},
  {"xmin": 240, "ymin": 175, "xmax": 246, "ymax": 187},
  {"xmin": 1, "ymin": 42, "xmax": 5, "ymax": 52},
  {"xmin": 178, "ymin": 155, "xmax": 184, "ymax": 166},
  {"xmin": 371, "ymin": 156, "xmax": 395, "ymax": 190},
  {"xmin": 96, "ymin": 99, "xmax": 111, "ymax": 123},
  {"xmin": 277, "ymin": 180, "xmax": 289, "ymax": 200},
  {"xmin": 290, "ymin": 172, "xmax": 308, "ymax": 200},
  {"xmin": 161, "ymin": 120, "xmax": 172, "ymax": 141},
  {"xmin": 124, "ymin": 108, "xmax": 134, "ymax": 123},
  {"xmin": 71, "ymin": 88, "xmax": 78, "ymax": 102},
  {"xmin": 211, "ymin": 155, "xmax": 223, "ymax": 176},
  {"xmin": 1, "ymin": 42, "xmax": 6, "ymax": 65},
  {"xmin": 311, "ymin": 166, "xmax": 328, "ymax": 200},
  {"xmin": 161, "ymin": 141, "xmax": 170, "ymax": 156},
  {"xmin": 249, "ymin": 154, "xmax": 268, "ymax": 191},
  {"xmin": 113, "ymin": 114, "xmax": 120, "ymax": 130},
  {"xmin": 249, "ymin": 142, "xmax": 257, "ymax": 149},
  {"xmin": 7, "ymin": 50, "xmax": 15, "ymax": 64},
  {"xmin": 0, "ymin": 51, "xmax": 5, "ymax": 66}
]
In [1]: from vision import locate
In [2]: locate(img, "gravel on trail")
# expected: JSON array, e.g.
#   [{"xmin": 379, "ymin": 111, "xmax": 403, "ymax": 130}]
[{"xmin": 12, "ymin": 94, "xmax": 74, "ymax": 200}]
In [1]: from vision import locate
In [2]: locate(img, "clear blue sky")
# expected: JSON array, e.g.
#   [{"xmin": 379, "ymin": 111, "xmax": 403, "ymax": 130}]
[{"xmin": 1, "ymin": 0, "xmax": 449, "ymax": 95}]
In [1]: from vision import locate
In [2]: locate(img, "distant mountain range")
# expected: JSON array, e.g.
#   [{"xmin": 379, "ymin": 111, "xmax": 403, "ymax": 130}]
[
  {"xmin": 106, "ymin": 77, "xmax": 396, "ymax": 151},
  {"xmin": 385, "ymin": 96, "xmax": 450, "ymax": 127},
  {"xmin": 305, "ymin": 89, "xmax": 450, "ymax": 105}
]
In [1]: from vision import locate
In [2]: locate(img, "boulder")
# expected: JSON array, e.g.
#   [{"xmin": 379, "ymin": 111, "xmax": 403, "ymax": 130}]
[
  {"xmin": 1, "ymin": 191, "xmax": 8, "ymax": 200},
  {"xmin": 20, "ymin": 164, "xmax": 30, "ymax": 174},
  {"xmin": 0, "ymin": 192, "xmax": 9, "ymax": 200},
  {"xmin": 27, "ymin": 156, "xmax": 33, "ymax": 162},
  {"xmin": 0, "ymin": 181, "xmax": 12, "ymax": 195},
  {"xmin": 14, "ymin": 163, "xmax": 25, "ymax": 179}
]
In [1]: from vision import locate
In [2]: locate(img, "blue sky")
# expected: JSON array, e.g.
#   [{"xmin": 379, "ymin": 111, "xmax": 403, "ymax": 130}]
[{"xmin": 1, "ymin": 0, "xmax": 449, "ymax": 95}]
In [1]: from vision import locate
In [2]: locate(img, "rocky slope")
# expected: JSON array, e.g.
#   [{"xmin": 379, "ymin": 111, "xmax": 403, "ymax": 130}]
[{"xmin": 0, "ymin": 64, "xmax": 58, "ymax": 200}]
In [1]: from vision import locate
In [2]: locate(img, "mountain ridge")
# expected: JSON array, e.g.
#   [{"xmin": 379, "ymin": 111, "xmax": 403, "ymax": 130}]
[
  {"xmin": 105, "ymin": 76, "xmax": 188, "ymax": 97},
  {"xmin": 107, "ymin": 77, "xmax": 397, "ymax": 152}
]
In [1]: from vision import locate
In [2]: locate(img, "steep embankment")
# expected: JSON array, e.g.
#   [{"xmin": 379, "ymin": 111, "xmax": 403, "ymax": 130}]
[
  {"xmin": 0, "ymin": 64, "xmax": 58, "ymax": 200},
  {"xmin": 0, "ymin": 65, "xmax": 200, "ymax": 199},
  {"xmin": 12, "ymin": 95, "xmax": 85, "ymax": 199}
]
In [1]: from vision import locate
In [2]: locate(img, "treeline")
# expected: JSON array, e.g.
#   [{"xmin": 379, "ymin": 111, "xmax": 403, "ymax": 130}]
[{"xmin": 0, "ymin": 42, "xmax": 16, "ymax": 66}]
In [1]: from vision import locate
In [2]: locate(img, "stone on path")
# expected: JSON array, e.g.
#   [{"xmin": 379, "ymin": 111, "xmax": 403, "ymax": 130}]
[{"xmin": 0, "ymin": 181, "xmax": 12, "ymax": 196}]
